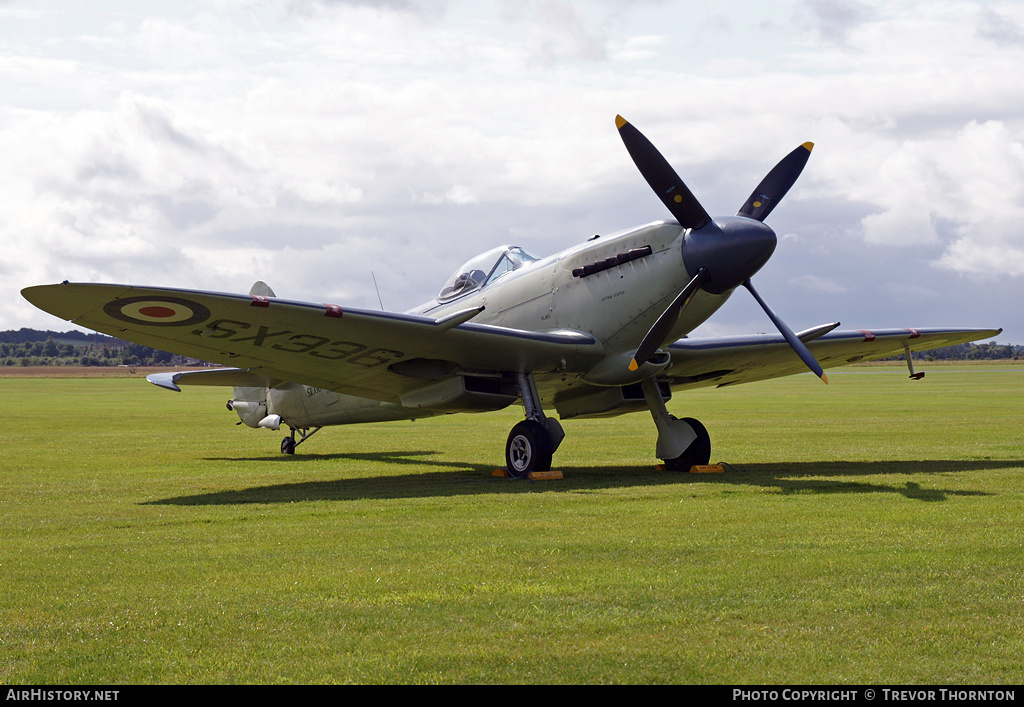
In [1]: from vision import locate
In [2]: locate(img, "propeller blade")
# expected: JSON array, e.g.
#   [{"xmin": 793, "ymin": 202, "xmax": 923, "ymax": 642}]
[
  {"xmin": 738, "ymin": 142, "xmax": 814, "ymax": 222},
  {"xmin": 616, "ymin": 115, "xmax": 712, "ymax": 230},
  {"xmin": 743, "ymin": 279, "xmax": 829, "ymax": 384},
  {"xmin": 630, "ymin": 268, "xmax": 709, "ymax": 371}
]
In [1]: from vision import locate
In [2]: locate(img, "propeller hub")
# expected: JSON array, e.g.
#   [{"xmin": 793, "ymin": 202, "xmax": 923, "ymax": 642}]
[{"xmin": 683, "ymin": 216, "xmax": 777, "ymax": 295}]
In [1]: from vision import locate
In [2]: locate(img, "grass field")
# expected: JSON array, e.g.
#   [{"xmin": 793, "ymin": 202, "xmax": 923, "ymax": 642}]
[{"xmin": 2, "ymin": 364, "xmax": 1022, "ymax": 684}]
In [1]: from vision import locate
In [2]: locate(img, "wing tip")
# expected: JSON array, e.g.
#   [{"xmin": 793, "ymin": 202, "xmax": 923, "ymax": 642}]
[{"xmin": 146, "ymin": 372, "xmax": 182, "ymax": 392}]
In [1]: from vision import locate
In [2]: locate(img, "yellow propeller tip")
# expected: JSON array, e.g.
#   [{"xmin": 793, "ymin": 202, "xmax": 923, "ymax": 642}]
[
  {"xmin": 821, "ymin": 372, "xmax": 829, "ymax": 385},
  {"xmin": 802, "ymin": 141, "xmax": 815, "ymax": 152},
  {"xmin": 615, "ymin": 115, "xmax": 628, "ymax": 130},
  {"xmin": 628, "ymin": 358, "xmax": 639, "ymax": 372}
]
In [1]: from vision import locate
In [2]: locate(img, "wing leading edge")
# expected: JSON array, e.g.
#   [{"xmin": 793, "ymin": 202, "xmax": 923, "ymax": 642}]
[{"xmin": 664, "ymin": 327, "xmax": 1003, "ymax": 390}]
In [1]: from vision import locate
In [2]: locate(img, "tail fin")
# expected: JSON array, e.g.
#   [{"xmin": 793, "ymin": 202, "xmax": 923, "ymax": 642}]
[{"xmin": 249, "ymin": 281, "xmax": 277, "ymax": 298}]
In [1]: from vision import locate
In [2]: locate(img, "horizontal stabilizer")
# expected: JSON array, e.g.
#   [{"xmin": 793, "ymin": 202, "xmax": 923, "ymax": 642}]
[{"xmin": 147, "ymin": 368, "xmax": 278, "ymax": 392}]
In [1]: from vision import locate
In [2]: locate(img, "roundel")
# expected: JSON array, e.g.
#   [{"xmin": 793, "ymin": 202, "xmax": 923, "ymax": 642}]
[{"xmin": 103, "ymin": 296, "xmax": 211, "ymax": 327}]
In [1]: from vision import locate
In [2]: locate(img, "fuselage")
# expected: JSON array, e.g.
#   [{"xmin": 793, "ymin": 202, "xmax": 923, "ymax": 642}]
[
  {"xmin": 412, "ymin": 220, "xmax": 732, "ymax": 347},
  {"xmin": 234, "ymin": 219, "xmax": 738, "ymax": 431}
]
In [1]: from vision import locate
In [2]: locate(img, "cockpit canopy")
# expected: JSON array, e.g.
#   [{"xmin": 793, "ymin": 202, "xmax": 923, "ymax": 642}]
[{"xmin": 437, "ymin": 245, "xmax": 541, "ymax": 302}]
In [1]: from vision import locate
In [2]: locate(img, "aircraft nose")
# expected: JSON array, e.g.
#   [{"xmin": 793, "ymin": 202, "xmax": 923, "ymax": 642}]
[{"xmin": 682, "ymin": 216, "xmax": 777, "ymax": 295}]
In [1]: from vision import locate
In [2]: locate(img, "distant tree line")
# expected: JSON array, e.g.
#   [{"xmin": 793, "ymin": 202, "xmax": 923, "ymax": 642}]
[
  {"xmin": 1, "ymin": 329, "xmax": 180, "ymax": 367},
  {"xmin": 908, "ymin": 341, "xmax": 1023, "ymax": 361}
]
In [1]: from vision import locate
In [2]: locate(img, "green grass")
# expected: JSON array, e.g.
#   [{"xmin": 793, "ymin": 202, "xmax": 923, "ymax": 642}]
[{"xmin": 1, "ymin": 366, "xmax": 1023, "ymax": 684}]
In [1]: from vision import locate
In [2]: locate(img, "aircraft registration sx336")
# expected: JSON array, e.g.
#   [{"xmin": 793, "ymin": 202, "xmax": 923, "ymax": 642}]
[{"xmin": 23, "ymin": 116, "xmax": 1000, "ymax": 476}]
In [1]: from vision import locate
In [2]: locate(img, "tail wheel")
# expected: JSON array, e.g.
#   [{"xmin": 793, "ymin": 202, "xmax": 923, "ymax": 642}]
[
  {"xmin": 281, "ymin": 436, "xmax": 296, "ymax": 455},
  {"xmin": 663, "ymin": 417, "xmax": 711, "ymax": 471},
  {"xmin": 506, "ymin": 420, "xmax": 553, "ymax": 477}
]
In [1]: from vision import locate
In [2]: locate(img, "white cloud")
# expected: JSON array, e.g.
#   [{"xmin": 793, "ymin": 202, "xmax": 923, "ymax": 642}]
[
  {"xmin": 860, "ymin": 207, "xmax": 938, "ymax": 247},
  {"xmin": 798, "ymin": 0, "xmax": 875, "ymax": 46},
  {"xmin": 3, "ymin": 0, "xmax": 1024, "ymax": 342},
  {"xmin": 847, "ymin": 120, "xmax": 1024, "ymax": 277},
  {"xmin": 937, "ymin": 240, "xmax": 1024, "ymax": 279},
  {"xmin": 417, "ymin": 185, "xmax": 480, "ymax": 205}
]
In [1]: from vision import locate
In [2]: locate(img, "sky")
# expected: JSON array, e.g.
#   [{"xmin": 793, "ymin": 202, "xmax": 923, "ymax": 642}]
[{"xmin": 3, "ymin": 0, "xmax": 1023, "ymax": 344}]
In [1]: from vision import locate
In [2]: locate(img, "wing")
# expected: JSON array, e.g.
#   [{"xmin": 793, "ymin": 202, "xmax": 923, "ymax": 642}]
[
  {"xmin": 22, "ymin": 283, "xmax": 603, "ymax": 403},
  {"xmin": 663, "ymin": 326, "xmax": 1002, "ymax": 389}
]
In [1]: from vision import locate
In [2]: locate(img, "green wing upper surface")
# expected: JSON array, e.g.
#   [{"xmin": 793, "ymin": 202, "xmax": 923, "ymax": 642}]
[{"xmin": 22, "ymin": 282, "xmax": 602, "ymax": 403}]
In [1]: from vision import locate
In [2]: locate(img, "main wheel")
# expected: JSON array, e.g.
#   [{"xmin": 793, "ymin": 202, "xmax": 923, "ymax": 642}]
[
  {"xmin": 281, "ymin": 436, "xmax": 296, "ymax": 455},
  {"xmin": 663, "ymin": 417, "xmax": 711, "ymax": 471},
  {"xmin": 505, "ymin": 420, "xmax": 553, "ymax": 476}
]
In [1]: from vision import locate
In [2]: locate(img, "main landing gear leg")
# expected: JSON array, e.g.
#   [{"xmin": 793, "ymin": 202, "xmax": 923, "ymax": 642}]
[
  {"xmin": 281, "ymin": 426, "xmax": 322, "ymax": 455},
  {"xmin": 505, "ymin": 373, "xmax": 564, "ymax": 477},
  {"xmin": 641, "ymin": 378, "xmax": 711, "ymax": 471}
]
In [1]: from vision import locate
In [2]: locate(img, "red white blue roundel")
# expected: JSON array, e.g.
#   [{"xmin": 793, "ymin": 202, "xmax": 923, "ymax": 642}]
[{"xmin": 103, "ymin": 296, "xmax": 211, "ymax": 327}]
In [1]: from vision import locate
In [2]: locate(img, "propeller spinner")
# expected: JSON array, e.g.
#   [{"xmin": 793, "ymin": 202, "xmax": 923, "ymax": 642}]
[{"xmin": 618, "ymin": 116, "xmax": 827, "ymax": 383}]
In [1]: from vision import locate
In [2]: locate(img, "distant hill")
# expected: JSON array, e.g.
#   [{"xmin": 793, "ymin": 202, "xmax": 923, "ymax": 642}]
[{"xmin": 0, "ymin": 328, "xmax": 117, "ymax": 345}]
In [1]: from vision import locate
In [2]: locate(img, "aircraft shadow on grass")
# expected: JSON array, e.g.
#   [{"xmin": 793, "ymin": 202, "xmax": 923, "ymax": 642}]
[{"xmin": 145, "ymin": 452, "xmax": 1013, "ymax": 506}]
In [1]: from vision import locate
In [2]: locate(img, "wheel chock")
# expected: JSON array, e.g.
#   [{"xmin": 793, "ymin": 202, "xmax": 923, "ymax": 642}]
[
  {"xmin": 493, "ymin": 468, "xmax": 563, "ymax": 480},
  {"xmin": 528, "ymin": 470, "xmax": 563, "ymax": 481}
]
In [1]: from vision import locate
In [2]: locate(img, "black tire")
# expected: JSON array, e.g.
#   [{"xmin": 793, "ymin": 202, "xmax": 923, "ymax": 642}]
[
  {"xmin": 663, "ymin": 417, "xmax": 711, "ymax": 471},
  {"xmin": 505, "ymin": 420, "xmax": 553, "ymax": 476},
  {"xmin": 281, "ymin": 437, "xmax": 296, "ymax": 455}
]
